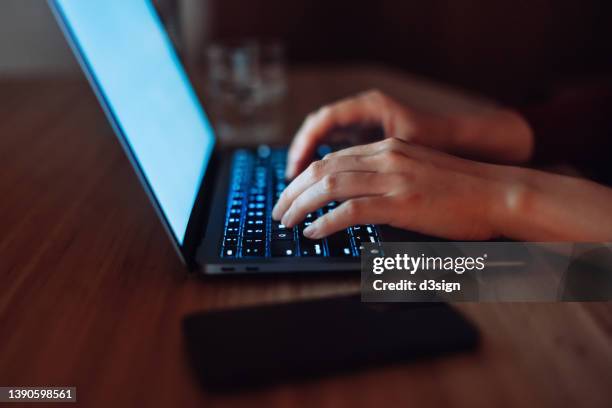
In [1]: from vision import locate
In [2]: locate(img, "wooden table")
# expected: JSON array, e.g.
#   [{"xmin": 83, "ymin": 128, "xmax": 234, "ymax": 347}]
[{"xmin": 1, "ymin": 66, "xmax": 611, "ymax": 408}]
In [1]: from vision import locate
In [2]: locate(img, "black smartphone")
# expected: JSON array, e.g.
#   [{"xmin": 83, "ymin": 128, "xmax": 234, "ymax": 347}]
[{"xmin": 182, "ymin": 295, "xmax": 479, "ymax": 390}]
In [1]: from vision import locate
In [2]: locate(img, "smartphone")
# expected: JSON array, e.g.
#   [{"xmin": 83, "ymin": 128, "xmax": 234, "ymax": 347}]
[{"xmin": 182, "ymin": 295, "xmax": 479, "ymax": 390}]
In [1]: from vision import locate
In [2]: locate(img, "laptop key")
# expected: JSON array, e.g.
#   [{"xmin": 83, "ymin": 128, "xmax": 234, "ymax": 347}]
[
  {"xmin": 270, "ymin": 241, "xmax": 296, "ymax": 257},
  {"xmin": 243, "ymin": 246, "xmax": 265, "ymax": 257},
  {"xmin": 222, "ymin": 246, "xmax": 237, "ymax": 258},
  {"xmin": 272, "ymin": 221, "xmax": 288, "ymax": 231},
  {"xmin": 245, "ymin": 218, "xmax": 265, "ymax": 226},
  {"xmin": 242, "ymin": 238, "xmax": 264, "ymax": 245},
  {"xmin": 300, "ymin": 239, "xmax": 324, "ymax": 256},
  {"xmin": 225, "ymin": 227, "xmax": 240, "ymax": 236},
  {"xmin": 223, "ymin": 236, "xmax": 239, "ymax": 246},
  {"xmin": 326, "ymin": 231, "xmax": 353, "ymax": 257},
  {"xmin": 244, "ymin": 228, "xmax": 265, "ymax": 237},
  {"xmin": 226, "ymin": 217, "xmax": 240, "ymax": 228},
  {"xmin": 272, "ymin": 231, "xmax": 293, "ymax": 240}
]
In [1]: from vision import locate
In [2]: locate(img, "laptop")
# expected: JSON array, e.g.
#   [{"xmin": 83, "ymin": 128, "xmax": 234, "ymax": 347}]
[{"xmin": 49, "ymin": 0, "xmax": 423, "ymax": 274}]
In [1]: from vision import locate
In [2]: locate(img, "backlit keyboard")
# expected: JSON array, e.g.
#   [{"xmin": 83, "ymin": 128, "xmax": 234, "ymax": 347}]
[{"xmin": 221, "ymin": 146, "xmax": 381, "ymax": 258}]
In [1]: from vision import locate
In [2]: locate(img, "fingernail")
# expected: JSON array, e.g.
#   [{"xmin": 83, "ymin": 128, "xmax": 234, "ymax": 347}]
[
  {"xmin": 303, "ymin": 225, "xmax": 317, "ymax": 238},
  {"xmin": 281, "ymin": 211, "xmax": 292, "ymax": 228}
]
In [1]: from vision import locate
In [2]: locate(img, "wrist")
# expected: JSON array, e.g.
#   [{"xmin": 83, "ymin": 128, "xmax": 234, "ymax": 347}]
[
  {"xmin": 486, "ymin": 169, "xmax": 537, "ymax": 239},
  {"xmin": 489, "ymin": 169, "xmax": 563, "ymax": 240}
]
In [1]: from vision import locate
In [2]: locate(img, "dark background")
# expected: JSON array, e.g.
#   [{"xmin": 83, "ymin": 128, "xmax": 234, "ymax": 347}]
[{"xmin": 199, "ymin": 0, "xmax": 612, "ymax": 104}]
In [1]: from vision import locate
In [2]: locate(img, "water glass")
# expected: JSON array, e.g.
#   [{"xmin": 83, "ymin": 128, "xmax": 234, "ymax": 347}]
[{"xmin": 204, "ymin": 40, "xmax": 287, "ymax": 144}]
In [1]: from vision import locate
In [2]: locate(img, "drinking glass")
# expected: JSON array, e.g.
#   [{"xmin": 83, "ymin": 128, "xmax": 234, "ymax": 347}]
[{"xmin": 204, "ymin": 40, "xmax": 287, "ymax": 144}]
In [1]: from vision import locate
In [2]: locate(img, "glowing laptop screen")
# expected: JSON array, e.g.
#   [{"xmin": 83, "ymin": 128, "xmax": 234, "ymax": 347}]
[{"xmin": 53, "ymin": 0, "xmax": 215, "ymax": 244}]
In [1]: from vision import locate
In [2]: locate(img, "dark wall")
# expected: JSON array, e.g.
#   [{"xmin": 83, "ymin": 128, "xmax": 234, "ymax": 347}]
[{"xmin": 205, "ymin": 0, "xmax": 612, "ymax": 103}]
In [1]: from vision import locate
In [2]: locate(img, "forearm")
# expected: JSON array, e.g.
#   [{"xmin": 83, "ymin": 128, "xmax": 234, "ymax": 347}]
[
  {"xmin": 494, "ymin": 169, "xmax": 612, "ymax": 241},
  {"xmin": 448, "ymin": 108, "xmax": 534, "ymax": 164},
  {"xmin": 447, "ymin": 80, "xmax": 612, "ymax": 172}
]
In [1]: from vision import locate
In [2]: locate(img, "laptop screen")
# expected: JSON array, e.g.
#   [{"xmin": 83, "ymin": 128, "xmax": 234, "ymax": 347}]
[{"xmin": 53, "ymin": 0, "xmax": 216, "ymax": 244}]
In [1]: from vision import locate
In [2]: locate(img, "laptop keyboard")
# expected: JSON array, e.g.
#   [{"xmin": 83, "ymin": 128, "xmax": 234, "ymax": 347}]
[{"xmin": 221, "ymin": 146, "xmax": 381, "ymax": 258}]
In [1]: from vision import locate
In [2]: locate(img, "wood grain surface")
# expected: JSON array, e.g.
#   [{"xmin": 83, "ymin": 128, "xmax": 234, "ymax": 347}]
[{"xmin": 0, "ymin": 66, "xmax": 611, "ymax": 408}]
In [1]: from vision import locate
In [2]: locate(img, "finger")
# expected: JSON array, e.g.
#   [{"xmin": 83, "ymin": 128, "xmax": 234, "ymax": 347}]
[
  {"xmin": 272, "ymin": 155, "xmax": 379, "ymax": 221},
  {"xmin": 326, "ymin": 138, "xmax": 481, "ymax": 175},
  {"xmin": 323, "ymin": 138, "xmax": 398, "ymax": 160},
  {"xmin": 303, "ymin": 197, "xmax": 394, "ymax": 239},
  {"xmin": 286, "ymin": 91, "xmax": 389, "ymax": 179},
  {"xmin": 281, "ymin": 172, "xmax": 394, "ymax": 228}
]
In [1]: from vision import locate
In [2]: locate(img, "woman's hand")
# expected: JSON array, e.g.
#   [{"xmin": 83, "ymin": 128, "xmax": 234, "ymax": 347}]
[
  {"xmin": 285, "ymin": 90, "xmax": 534, "ymax": 179},
  {"xmin": 276, "ymin": 138, "xmax": 510, "ymax": 240},
  {"xmin": 273, "ymin": 138, "xmax": 612, "ymax": 241}
]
